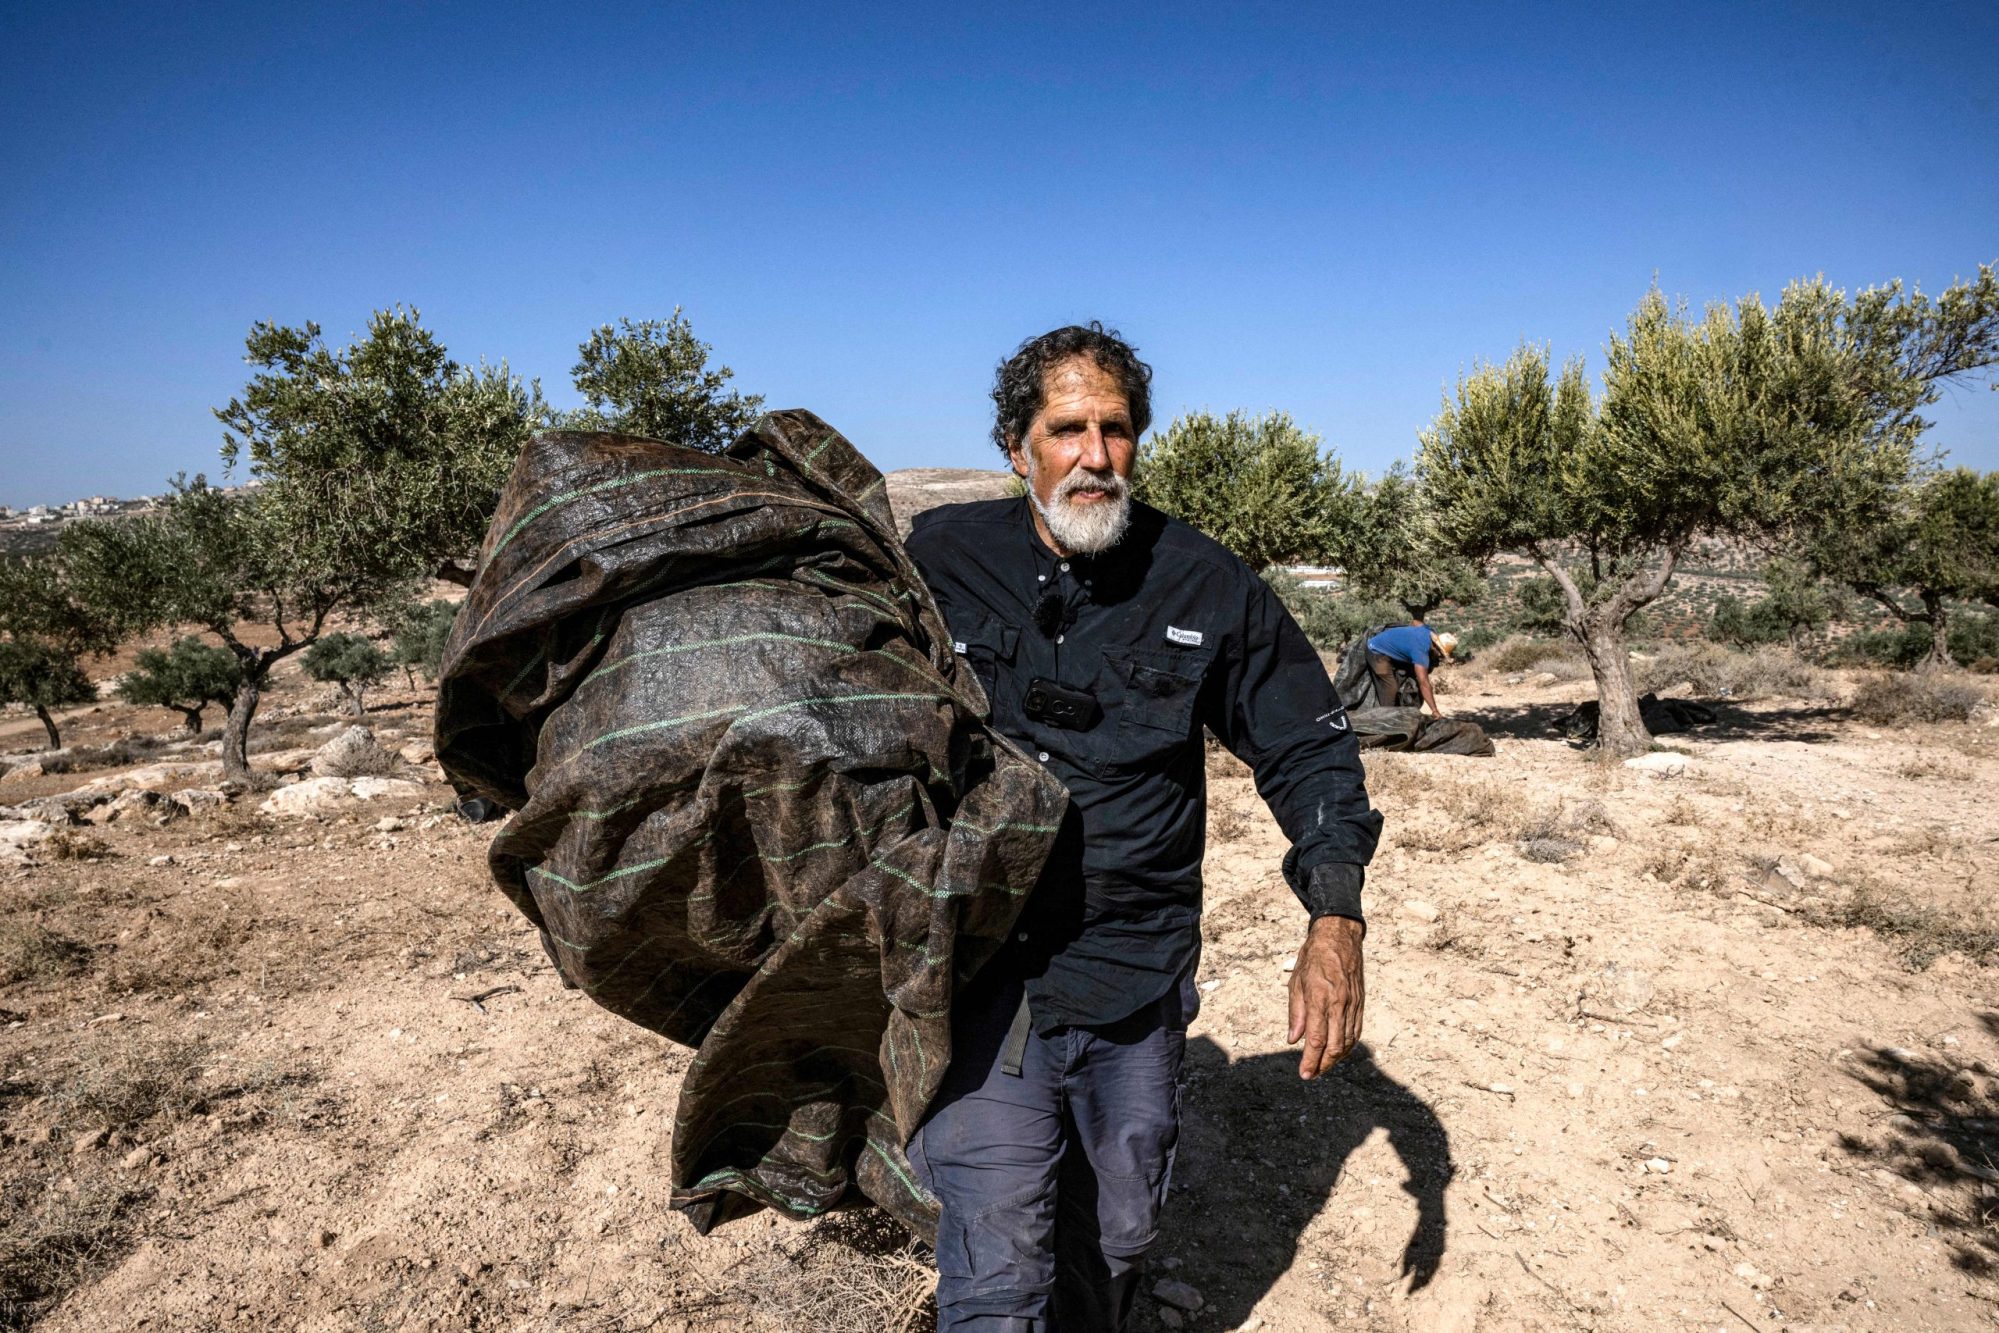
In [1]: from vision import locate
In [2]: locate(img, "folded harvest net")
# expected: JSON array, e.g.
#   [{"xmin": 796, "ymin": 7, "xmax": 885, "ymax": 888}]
[{"xmin": 433, "ymin": 411, "xmax": 1067, "ymax": 1239}]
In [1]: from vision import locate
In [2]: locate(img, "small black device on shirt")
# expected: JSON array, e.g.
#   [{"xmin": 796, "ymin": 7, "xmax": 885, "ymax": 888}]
[{"xmin": 1022, "ymin": 676, "xmax": 1101, "ymax": 731}]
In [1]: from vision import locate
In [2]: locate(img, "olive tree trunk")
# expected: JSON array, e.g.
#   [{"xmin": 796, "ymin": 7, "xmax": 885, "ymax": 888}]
[
  {"xmin": 222, "ymin": 676, "xmax": 262, "ymax": 783},
  {"xmin": 1538, "ymin": 545, "xmax": 1682, "ymax": 759},
  {"xmin": 1578, "ymin": 617, "xmax": 1650, "ymax": 756},
  {"xmin": 1921, "ymin": 590, "xmax": 1954, "ymax": 669},
  {"xmin": 34, "ymin": 704, "xmax": 61, "ymax": 750}
]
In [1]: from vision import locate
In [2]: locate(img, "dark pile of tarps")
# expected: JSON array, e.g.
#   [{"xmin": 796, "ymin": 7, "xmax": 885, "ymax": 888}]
[
  {"xmin": 1330, "ymin": 636, "xmax": 1496, "ymax": 756},
  {"xmin": 1556, "ymin": 693, "xmax": 1716, "ymax": 743},
  {"xmin": 434, "ymin": 412, "xmax": 1067, "ymax": 1241}
]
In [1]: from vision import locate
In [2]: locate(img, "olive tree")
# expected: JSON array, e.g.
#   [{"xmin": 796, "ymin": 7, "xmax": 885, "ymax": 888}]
[
  {"xmin": 1331, "ymin": 464, "xmax": 1485, "ymax": 620},
  {"xmin": 1135, "ymin": 410, "xmax": 1355, "ymax": 573},
  {"xmin": 563, "ymin": 310, "xmax": 763, "ymax": 449},
  {"xmin": 0, "ymin": 556, "xmax": 117, "ymax": 749},
  {"xmin": 1708, "ymin": 558, "xmax": 1845, "ymax": 650},
  {"xmin": 1814, "ymin": 467, "xmax": 1999, "ymax": 667},
  {"xmin": 56, "ymin": 477, "xmax": 404, "ymax": 780},
  {"xmin": 52, "ymin": 310, "xmax": 545, "ymax": 780},
  {"xmin": 117, "ymin": 636, "xmax": 243, "ymax": 734},
  {"xmin": 304, "ymin": 632, "xmax": 391, "ymax": 715},
  {"xmin": 216, "ymin": 308, "xmax": 548, "ymax": 585},
  {"xmin": 386, "ymin": 598, "xmax": 460, "ymax": 687},
  {"xmin": 1421, "ymin": 266, "xmax": 1999, "ymax": 755},
  {"xmin": 0, "ymin": 641, "xmax": 94, "ymax": 749}
]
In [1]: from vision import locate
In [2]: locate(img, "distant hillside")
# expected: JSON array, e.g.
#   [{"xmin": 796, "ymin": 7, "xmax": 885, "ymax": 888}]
[{"xmin": 882, "ymin": 467, "xmax": 1018, "ymax": 537}]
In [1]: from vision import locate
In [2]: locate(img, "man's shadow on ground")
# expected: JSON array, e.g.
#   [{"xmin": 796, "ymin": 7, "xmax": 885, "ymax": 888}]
[{"xmin": 1155, "ymin": 1038, "xmax": 1453, "ymax": 1327}]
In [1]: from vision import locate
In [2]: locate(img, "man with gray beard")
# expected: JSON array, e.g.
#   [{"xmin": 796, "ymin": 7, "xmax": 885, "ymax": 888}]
[{"xmin": 904, "ymin": 324, "xmax": 1382, "ymax": 1331}]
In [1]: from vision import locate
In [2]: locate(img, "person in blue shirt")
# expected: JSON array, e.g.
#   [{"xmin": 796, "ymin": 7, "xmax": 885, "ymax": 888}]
[{"xmin": 1364, "ymin": 618, "xmax": 1455, "ymax": 717}]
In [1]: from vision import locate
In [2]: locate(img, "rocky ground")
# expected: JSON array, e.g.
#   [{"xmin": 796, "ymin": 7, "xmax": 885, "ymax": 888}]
[{"xmin": 1, "ymin": 651, "xmax": 1996, "ymax": 1332}]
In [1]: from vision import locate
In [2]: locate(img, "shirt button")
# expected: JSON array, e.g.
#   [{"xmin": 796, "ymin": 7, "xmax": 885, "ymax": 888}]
[
  {"xmin": 1016, "ymin": 932, "xmax": 1029, "ymax": 943},
  {"xmin": 1056, "ymin": 634, "xmax": 1065, "ymax": 644},
  {"xmin": 1036, "ymin": 751, "xmax": 1049, "ymax": 762},
  {"xmin": 1059, "ymin": 562, "xmax": 1070, "ymax": 572},
  {"xmin": 1037, "ymin": 574, "xmax": 1047, "ymax": 582}
]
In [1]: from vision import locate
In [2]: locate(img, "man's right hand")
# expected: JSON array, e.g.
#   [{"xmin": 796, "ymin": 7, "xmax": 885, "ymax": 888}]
[{"xmin": 1286, "ymin": 916, "xmax": 1365, "ymax": 1080}]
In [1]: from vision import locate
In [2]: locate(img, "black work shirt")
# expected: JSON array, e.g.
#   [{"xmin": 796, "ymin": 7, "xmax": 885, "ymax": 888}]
[{"xmin": 906, "ymin": 496, "xmax": 1382, "ymax": 1033}]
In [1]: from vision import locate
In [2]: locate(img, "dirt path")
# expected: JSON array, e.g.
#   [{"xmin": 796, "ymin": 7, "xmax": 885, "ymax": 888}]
[{"xmin": 3, "ymin": 673, "xmax": 1996, "ymax": 1331}]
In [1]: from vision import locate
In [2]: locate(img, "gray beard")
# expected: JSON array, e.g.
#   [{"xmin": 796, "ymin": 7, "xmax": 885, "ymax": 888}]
[{"xmin": 1028, "ymin": 464, "xmax": 1132, "ymax": 556}]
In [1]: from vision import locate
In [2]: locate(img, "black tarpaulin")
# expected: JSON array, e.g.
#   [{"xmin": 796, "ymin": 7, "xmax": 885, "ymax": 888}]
[{"xmin": 434, "ymin": 411, "xmax": 1067, "ymax": 1239}]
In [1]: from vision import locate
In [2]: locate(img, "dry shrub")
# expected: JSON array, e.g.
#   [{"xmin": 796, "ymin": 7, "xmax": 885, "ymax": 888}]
[
  {"xmin": 1418, "ymin": 908, "xmax": 1483, "ymax": 957},
  {"xmin": 1477, "ymin": 636, "xmax": 1581, "ymax": 676},
  {"xmin": 52, "ymin": 1034, "xmax": 208, "ymax": 1132},
  {"xmin": 310, "ymin": 726, "xmax": 402, "ymax": 779},
  {"xmin": 1518, "ymin": 837, "xmax": 1579, "ymax": 864},
  {"xmin": 101, "ymin": 896, "xmax": 254, "ymax": 995},
  {"xmin": 1896, "ymin": 751, "xmax": 1974, "ymax": 781},
  {"xmin": 1401, "ymin": 777, "xmax": 1523, "ymax": 853},
  {"xmin": 1564, "ymin": 798, "xmax": 1617, "ymax": 836},
  {"xmin": 1640, "ymin": 835, "xmax": 1730, "ymax": 894},
  {"xmin": 1850, "ymin": 673, "xmax": 1986, "ymax": 726},
  {"xmin": 32, "ymin": 735, "xmax": 172, "ymax": 777},
  {"xmin": 0, "ymin": 1166, "xmax": 148, "ymax": 1328},
  {"xmin": 247, "ymin": 714, "xmax": 347, "ymax": 752},
  {"xmin": 1635, "ymin": 642, "xmax": 1831, "ymax": 701},
  {"xmin": 42, "ymin": 829, "xmax": 110, "ymax": 863},
  {"xmin": 0, "ymin": 921, "xmax": 91, "ymax": 985},
  {"xmin": 1824, "ymin": 880, "xmax": 1999, "ymax": 969},
  {"xmin": 741, "ymin": 1209, "xmax": 934, "ymax": 1333},
  {"xmin": 1361, "ymin": 752, "xmax": 1434, "ymax": 805},
  {"xmin": 1513, "ymin": 798, "xmax": 1614, "ymax": 864}
]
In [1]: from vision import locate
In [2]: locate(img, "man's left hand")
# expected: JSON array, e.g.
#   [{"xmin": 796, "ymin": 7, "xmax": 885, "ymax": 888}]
[{"xmin": 1287, "ymin": 915, "xmax": 1365, "ymax": 1080}]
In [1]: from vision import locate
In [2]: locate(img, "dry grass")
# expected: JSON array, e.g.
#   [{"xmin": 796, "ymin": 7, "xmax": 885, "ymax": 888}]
[
  {"xmin": 42, "ymin": 829, "xmax": 110, "ymax": 863},
  {"xmin": 739, "ymin": 1209, "xmax": 935, "ymax": 1333},
  {"xmin": 1822, "ymin": 880, "xmax": 1999, "ymax": 969},
  {"xmin": 0, "ymin": 920, "xmax": 92, "ymax": 985},
  {"xmin": 1418, "ymin": 909, "xmax": 1483, "ymax": 957},
  {"xmin": 0, "ymin": 1166, "xmax": 149, "ymax": 1330},
  {"xmin": 1896, "ymin": 751, "xmax": 1974, "ymax": 781},
  {"xmin": 246, "ymin": 714, "xmax": 348, "ymax": 752},
  {"xmin": 1634, "ymin": 642, "xmax": 1833, "ymax": 701},
  {"xmin": 1475, "ymin": 637, "xmax": 1583, "ymax": 677},
  {"xmin": 51, "ymin": 1034, "xmax": 210, "ymax": 1132},
  {"xmin": 1398, "ymin": 777, "xmax": 1524, "ymax": 853},
  {"xmin": 1360, "ymin": 752, "xmax": 1436, "ymax": 804},
  {"xmin": 1849, "ymin": 673, "xmax": 1986, "ymax": 725},
  {"xmin": 1640, "ymin": 835, "xmax": 1731, "ymax": 894},
  {"xmin": 100, "ymin": 894, "xmax": 256, "ymax": 996},
  {"xmin": 32, "ymin": 735, "xmax": 173, "ymax": 776},
  {"xmin": 1513, "ymin": 798, "xmax": 1616, "ymax": 865},
  {"xmin": 1514, "ymin": 806, "xmax": 1580, "ymax": 864}
]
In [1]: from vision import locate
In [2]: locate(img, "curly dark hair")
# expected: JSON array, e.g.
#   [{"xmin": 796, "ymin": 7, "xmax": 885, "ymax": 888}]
[{"xmin": 990, "ymin": 322, "xmax": 1153, "ymax": 458}]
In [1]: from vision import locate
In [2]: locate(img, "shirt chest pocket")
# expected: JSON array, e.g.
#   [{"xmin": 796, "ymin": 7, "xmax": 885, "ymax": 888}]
[
  {"xmin": 1103, "ymin": 645, "xmax": 1211, "ymax": 765},
  {"xmin": 951, "ymin": 616, "xmax": 1018, "ymax": 716}
]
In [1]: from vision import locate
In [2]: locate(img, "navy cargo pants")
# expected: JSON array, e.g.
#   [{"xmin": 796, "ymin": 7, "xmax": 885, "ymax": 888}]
[{"xmin": 909, "ymin": 976, "xmax": 1188, "ymax": 1331}]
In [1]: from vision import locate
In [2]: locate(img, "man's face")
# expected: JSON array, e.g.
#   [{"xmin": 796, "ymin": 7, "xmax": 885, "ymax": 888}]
[{"xmin": 1008, "ymin": 357, "xmax": 1136, "ymax": 555}]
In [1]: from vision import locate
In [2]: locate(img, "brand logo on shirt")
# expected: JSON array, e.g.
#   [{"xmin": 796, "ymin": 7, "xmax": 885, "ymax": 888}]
[
  {"xmin": 953, "ymin": 641, "xmax": 967, "ymax": 655},
  {"xmin": 1165, "ymin": 626, "xmax": 1203, "ymax": 647},
  {"xmin": 1315, "ymin": 709, "xmax": 1350, "ymax": 734}
]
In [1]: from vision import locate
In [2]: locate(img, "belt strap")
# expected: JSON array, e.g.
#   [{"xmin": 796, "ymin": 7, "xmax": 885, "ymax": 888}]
[{"xmin": 999, "ymin": 991, "xmax": 1034, "ymax": 1078}]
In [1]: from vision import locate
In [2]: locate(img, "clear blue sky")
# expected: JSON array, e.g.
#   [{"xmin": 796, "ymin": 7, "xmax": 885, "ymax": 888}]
[{"xmin": 2, "ymin": 1, "xmax": 1995, "ymax": 508}]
